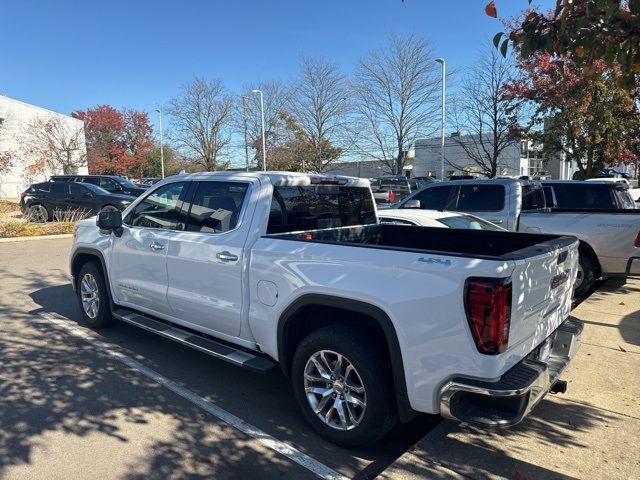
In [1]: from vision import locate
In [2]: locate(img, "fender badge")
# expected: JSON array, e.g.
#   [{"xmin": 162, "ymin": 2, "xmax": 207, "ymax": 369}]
[{"xmin": 418, "ymin": 257, "xmax": 452, "ymax": 267}]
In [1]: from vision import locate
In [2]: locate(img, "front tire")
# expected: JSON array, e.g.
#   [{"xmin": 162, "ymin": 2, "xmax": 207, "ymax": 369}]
[
  {"xmin": 27, "ymin": 203, "xmax": 50, "ymax": 222},
  {"xmin": 292, "ymin": 325, "xmax": 397, "ymax": 448},
  {"xmin": 77, "ymin": 262, "xmax": 114, "ymax": 328}
]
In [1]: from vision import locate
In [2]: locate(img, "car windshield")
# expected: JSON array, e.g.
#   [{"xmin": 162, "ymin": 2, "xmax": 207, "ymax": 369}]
[
  {"xmin": 80, "ymin": 182, "xmax": 111, "ymax": 195},
  {"xmin": 116, "ymin": 178, "xmax": 138, "ymax": 189},
  {"xmin": 437, "ymin": 214, "xmax": 503, "ymax": 231}
]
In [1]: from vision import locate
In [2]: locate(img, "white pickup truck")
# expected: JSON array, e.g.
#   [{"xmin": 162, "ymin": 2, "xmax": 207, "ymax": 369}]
[{"xmin": 69, "ymin": 172, "xmax": 583, "ymax": 447}]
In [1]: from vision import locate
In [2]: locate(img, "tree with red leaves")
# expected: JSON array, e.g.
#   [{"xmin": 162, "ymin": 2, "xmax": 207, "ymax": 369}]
[
  {"xmin": 506, "ymin": 54, "xmax": 640, "ymax": 178},
  {"xmin": 72, "ymin": 106, "xmax": 153, "ymax": 177}
]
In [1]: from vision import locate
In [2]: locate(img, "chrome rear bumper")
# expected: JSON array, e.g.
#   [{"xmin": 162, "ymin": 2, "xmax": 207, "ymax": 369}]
[{"xmin": 439, "ymin": 316, "xmax": 583, "ymax": 427}]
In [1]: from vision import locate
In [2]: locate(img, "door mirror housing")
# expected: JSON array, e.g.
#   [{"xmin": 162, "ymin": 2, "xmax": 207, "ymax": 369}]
[
  {"xmin": 403, "ymin": 199, "xmax": 421, "ymax": 209},
  {"xmin": 97, "ymin": 210, "xmax": 123, "ymax": 237}
]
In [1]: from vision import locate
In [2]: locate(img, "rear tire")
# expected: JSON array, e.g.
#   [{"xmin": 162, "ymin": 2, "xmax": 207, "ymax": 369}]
[
  {"xmin": 291, "ymin": 325, "xmax": 397, "ymax": 448},
  {"xmin": 77, "ymin": 262, "xmax": 114, "ymax": 328},
  {"xmin": 27, "ymin": 203, "xmax": 50, "ymax": 222},
  {"xmin": 574, "ymin": 254, "xmax": 596, "ymax": 298}
]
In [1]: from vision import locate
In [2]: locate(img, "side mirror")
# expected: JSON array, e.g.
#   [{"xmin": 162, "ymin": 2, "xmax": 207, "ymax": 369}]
[
  {"xmin": 97, "ymin": 210, "xmax": 123, "ymax": 237},
  {"xmin": 403, "ymin": 199, "xmax": 421, "ymax": 209}
]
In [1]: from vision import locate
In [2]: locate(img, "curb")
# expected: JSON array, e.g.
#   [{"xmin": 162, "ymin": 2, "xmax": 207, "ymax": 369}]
[{"xmin": 0, "ymin": 233, "xmax": 73, "ymax": 243}]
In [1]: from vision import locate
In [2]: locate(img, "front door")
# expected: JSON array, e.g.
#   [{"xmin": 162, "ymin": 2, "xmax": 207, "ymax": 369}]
[
  {"xmin": 166, "ymin": 178, "xmax": 257, "ymax": 337},
  {"xmin": 109, "ymin": 181, "xmax": 189, "ymax": 315}
]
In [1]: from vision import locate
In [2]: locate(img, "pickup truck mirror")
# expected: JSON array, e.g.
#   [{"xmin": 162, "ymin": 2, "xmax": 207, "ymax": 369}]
[
  {"xmin": 403, "ymin": 199, "xmax": 421, "ymax": 209},
  {"xmin": 97, "ymin": 210, "xmax": 123, "ymax": 237}
]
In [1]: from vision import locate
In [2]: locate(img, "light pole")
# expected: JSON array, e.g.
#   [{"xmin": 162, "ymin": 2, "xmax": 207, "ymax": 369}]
[
  {"xmin": 155, "ymin": 107, "xmax": 165, "ymax": 179},
  {"xmin": 241, "ymin": 95, "xmax": 250, "ymax": 171},
  {"xmin": 435, "ymin": 58, "xmax": 446, "ymax": 180},
  {"xmin": 252, "ymin": 89, "xmax": 267, "ymax": 171}
]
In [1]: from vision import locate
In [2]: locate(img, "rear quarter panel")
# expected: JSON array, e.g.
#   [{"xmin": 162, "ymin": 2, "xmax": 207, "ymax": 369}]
[{"xmin": 248, "ymin": 237, "xmax": 552, "ymax": 414}]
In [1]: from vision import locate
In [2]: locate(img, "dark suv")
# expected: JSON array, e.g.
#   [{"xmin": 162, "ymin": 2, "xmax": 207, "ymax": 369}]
[
  {"xmin": 51, "ymin": 175, "xmax": 147, "ymax": 197},
  {"xmin": 20, "ymin": 182, "xmax": 136, "ymax": 222}
]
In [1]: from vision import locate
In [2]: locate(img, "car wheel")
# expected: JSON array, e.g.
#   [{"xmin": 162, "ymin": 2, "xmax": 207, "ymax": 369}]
[
  {"xmin": 292, "ymin": 325, "xmax": 397, "ymax": 448},
  {"xmin": 77, "ymin": 262, "xmax": 114, "ymax": 328},
  {"xmin": 574, "ymin": 254, "xmax": 596, "ymax": 298},
  {"xmin": 100, "ymin": 205, "xmax": 119, "ymax": 213},
  {"xmin": 27, "ymin": 203, "xmax": 50, "ymax": 223}
]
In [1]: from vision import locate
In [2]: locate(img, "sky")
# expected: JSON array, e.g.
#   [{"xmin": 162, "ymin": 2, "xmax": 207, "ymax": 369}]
[{"xmin": 2, "ymin": 0, "xmax": 554, "ymax": 164}]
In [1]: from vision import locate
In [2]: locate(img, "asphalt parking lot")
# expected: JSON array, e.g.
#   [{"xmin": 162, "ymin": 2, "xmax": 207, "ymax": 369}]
[{"xmin": 1, "ymin": 237, "xmax": 638, "ymax": 479}]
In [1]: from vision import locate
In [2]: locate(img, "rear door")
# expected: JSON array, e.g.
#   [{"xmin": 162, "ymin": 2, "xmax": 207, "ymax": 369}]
[
  {"xmin": 109, "ymin": 181, "xmax": 189, "ymax": 315},
  {"xmin": 165, "ymin": 178, "xmax": 258, "ymax": 337}
]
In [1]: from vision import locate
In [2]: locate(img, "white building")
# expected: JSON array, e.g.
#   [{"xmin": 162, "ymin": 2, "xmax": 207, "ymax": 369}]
[
  {"xmin": 0, "ymin": 96, "xmax": 87, "ymax": 198},
  {"xmin": 412, "ymin": 133, "xmax": 577, "ymax": 180}
]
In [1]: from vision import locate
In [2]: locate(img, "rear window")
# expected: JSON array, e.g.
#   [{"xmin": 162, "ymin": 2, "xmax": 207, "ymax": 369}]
[
  {"xmin": 522, "ymin": 184, "xmax": 546, "ymax": 210},
  {"xmin": 549, "ymin": 184, "xmax": 620, "ymax": 209},
  {"xmin": 455, "ymin": 185, "xmax": 505, "ymax": 212},
  {"xmin": 267, "ymin": 185, "xmax": 376, "ymax": 234}
]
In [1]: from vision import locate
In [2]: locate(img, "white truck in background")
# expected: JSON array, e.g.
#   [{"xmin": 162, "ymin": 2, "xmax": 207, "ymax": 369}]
[{"xmin": 69, "ymin": 172, "xmax": 582, "ymax": 447}]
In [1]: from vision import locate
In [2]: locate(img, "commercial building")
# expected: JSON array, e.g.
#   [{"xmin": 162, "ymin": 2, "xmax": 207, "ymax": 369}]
[{"xmin": 0, "ymin": 95, "xmax": 87, "ymax": 198}]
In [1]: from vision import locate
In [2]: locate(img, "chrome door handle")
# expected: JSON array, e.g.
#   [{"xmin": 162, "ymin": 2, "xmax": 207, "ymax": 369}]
[
  {"xmin": 216, "ymin": 251, "xmax": 238, "ymax": 262},
  {"xmin": 149, "ymin": 242, "xmax": 165, "ymax": 251},
  {"xmin": 489, "ymin": 219, "xmax": 504, "ymax": 224}
]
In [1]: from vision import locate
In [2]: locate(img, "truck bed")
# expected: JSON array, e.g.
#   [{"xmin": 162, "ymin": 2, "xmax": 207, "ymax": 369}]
[{"xmin": 267, "ymin": 224, "xmax": 577, "ymax": 260}]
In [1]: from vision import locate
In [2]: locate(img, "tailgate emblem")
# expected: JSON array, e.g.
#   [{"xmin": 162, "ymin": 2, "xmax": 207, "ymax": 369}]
[{"xmin": 551, "ymin": 271, "xmax": 570, "ymax": 289}]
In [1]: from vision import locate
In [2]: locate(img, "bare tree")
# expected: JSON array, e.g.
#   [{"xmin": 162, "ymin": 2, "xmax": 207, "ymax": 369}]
[
  {"xmin": 0, "ymin": 117, "xmax": 13, "ymax": 177},
  {"xmin": 450, "ymin": 47, "xmax": 521, "ymax": 178},
  {"xmin": 236, "ymin": 80, "xmax": 292, "ymax": 168},
  {"xmin": 290, "ymin": 56, "xmax": 349, "ymax": 172},
  {"xmin": 353, "ymin": 33, "xmax": 440, "ymax": 175},
  {"xmin": 20, "ymin": 115, "xmax": 87, "ymax": 175},
  {"xmin": 168, "ymin": 78, "xmax": 233, "ymax": 171}
]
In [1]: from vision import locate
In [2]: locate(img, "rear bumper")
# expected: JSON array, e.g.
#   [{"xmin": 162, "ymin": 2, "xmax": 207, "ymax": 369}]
[{"xmin": 439, "ymin": 316, "xmax": 583, "ymax": 427}]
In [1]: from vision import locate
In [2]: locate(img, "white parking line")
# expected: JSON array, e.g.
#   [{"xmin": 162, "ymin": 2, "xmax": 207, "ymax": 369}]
[{"xmin": 39, "ymin": 312, "xmax": 348, "ymax": 480}]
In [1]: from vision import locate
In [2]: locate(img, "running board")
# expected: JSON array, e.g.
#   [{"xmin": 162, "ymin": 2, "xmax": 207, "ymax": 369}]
[{"xmin": 112, "ymin": 308, "xmax": 276, "ymax": 374}]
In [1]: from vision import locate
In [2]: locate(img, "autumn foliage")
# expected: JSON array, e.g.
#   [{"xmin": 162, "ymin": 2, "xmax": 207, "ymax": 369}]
[{"xmin": 72, "ymin": 106, "xmax": 153, "ymax": 177}]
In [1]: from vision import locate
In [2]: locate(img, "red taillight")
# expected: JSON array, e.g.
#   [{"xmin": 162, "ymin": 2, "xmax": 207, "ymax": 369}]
[
  {"xmin": 464, "ymin": 278, "xmax": 512, "ymax": 355},
  {"xmin": 635, "ymin": 231, "xmax": 640, "ymax": 248},
  {"xmin": 388, "ymin": 190, "xmax": 396, "ymax": 202}
]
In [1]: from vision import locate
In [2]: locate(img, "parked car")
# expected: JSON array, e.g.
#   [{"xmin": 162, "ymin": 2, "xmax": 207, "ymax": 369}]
[
  {"xmin": 70, "ymin": 171, "xmax": 582, "ymax": 447},
  {"xmin": 397, "ymin": 178, "xmax": 640, "ymax": 297},
  {"xmin": 20, "ymin": 181, "xmax": 136, "ymax": 222},
  {"xmin": 136, "ymin": 177, "xmax": 162, "ymax": 187},
  {"xmin": 51, "ymin": 174, "xmax": 147, "ymax": 197},
  {"xmin": 378, "ymin": 209, "xmax": 505, "ymax": 231},
  {"xmin": 447, "ymin": 174, "xmax": 477, "ymax": 181},
  {"xmin": 370, "ymin": 176, "xmax": 413, "ymax": 205}
]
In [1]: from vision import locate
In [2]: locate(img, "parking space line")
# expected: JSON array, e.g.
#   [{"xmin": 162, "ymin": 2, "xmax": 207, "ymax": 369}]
[{"xmin": 39, "ymin": 312, "xmax": 348, "ymax": 480}]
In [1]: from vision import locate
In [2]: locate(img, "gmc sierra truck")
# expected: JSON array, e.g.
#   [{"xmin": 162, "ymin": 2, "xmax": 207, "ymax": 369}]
[
  {"xmin": 69, "ymin": 172, "xmax": 582, "ymax": 447},
  {"xmin": 399, "ymin": 179, "xmax": 640, "ymax": 297}
]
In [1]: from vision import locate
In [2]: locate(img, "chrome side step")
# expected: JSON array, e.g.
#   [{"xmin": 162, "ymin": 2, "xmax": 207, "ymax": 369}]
[{"xmin": 112, "ymin": 308, "xmax": 276, "ymax": 374}]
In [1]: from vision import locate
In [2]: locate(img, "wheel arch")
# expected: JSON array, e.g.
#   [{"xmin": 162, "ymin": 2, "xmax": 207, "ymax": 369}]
[
  {"xmin": 71, "ymin": 248, "xmax": 114, "ymax": 305},
  {"xmin": 578, "ymin": 240, "xmax": 602, "ymax": 279},
  {"xmin": 277, "ymin": 294, "xmax": 415, "ymax": 421}
]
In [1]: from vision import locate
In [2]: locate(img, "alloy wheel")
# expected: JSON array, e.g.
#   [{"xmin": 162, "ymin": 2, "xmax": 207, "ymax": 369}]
[
  {"xmin": 303, "ymin": 350, "xmax": 367, "ymax": 431},
  {"xmin": 80, "ymin": 273, "xmax": 100, "ymax": 319}
]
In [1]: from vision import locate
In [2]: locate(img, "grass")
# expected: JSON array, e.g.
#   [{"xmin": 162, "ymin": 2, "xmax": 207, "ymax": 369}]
[
  {"xmin": 0, "ymin": 200, "xmax": 20, "ymax": 214},
  {"xmin": 0, "ymin": 220, "xmax": 76, "ymax": 238}
]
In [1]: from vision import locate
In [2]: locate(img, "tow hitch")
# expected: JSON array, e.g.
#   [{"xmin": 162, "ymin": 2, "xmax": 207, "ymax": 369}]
[{"xmin": 550, "ymin": 379, "xmax": 568, "ymax": 394}]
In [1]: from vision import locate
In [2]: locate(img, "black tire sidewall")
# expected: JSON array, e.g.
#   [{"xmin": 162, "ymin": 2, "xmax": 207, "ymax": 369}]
[
  {"xmin": 77, "ymin": 262, "xmax": 113, "ymax": 328},
  {"xmin": 29, "ymin": 203, "xmax": 49, "ymax": 222},
  {"xmin": 291, "ymin": 325, "xmax": 397, "ymax": 448},
  {"xmin": 575, "ymin": 254, "xmax": 595, "ymax": 298}
]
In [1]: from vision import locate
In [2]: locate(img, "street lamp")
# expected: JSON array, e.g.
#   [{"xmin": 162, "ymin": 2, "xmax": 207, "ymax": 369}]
[
  {"xmin": 252, "ymin": 89, "xmax": 267, "ymax": 171},
  {"xmin": 155, "ymin": 107, "xmax": 165, "ymax": 179},
  {"xmin": 435, "ymin": 58, "xmax": 446, "ymax": 180}
]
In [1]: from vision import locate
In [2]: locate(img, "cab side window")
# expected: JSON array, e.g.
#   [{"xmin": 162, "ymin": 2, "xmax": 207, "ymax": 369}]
[
  {"xmin": 186, "ymin": 181, "xmax": 249, "ymax": 233},
  {"xmin": 100, "ymin": 178, "xmax": 118, "ymax": 190},
  {"xmin": 126, "ymin": 182, "xmax": 187, "ymax": 230},
  {"xmin": 409, "ymin": 185, "xmax": 456, "ymax": 210}
]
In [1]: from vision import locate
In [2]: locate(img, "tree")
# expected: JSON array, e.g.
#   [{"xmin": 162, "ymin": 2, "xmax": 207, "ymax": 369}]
[
  {"xmin": 168, "ymin": 78, "xmax": 233, "ymax": 171},
  {"xmin": 487, "ymin": 0, "xmax": 640, "ymax": 90},
  {"xmin": 506, "ymin": 54, "xmax": 640, "ymax": 178},
  {"xmin": 0, "ymin": 117, "xmax": 12, "ymax": 177},
  {"xmin": 237, "ymin": 80, "xmax": 292, "ymax": 169},
  {"xmin": 290, "ymin": 56, "xmax": 349, "ymax": 172},
  {"xmin": 20, "ymin": 115, "xmax": 87, "ymax": 176},
  {"xmin": 145, "ymin": 143, "xmax": 179, "ymax": 177},
  {"xmin": 72, "ymin": 106, "xmax": 153, "ymax": 177},
  {"xmin": 450, "ymin": 47, "xmax": 521, "ymax": 178},
  {"xmin": 353, "ymin": 33, "xmax": 440, "ymax": 175}
]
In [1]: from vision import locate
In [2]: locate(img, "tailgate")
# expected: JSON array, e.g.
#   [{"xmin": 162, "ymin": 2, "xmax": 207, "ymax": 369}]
[{"xmin": 507, "ymin": 236, "xmax": 579, "ymax": 349}]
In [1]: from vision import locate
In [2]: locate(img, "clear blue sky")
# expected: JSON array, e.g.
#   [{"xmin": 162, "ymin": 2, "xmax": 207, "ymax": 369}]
[{"xmin": 3, "ymin": 0, "xmax": 553, "ymax": 157}]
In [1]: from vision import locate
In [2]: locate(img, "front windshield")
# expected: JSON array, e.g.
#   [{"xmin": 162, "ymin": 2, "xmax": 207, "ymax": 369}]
[
  {"xmin": 437, "ymin": 214, "xmax": 504, "ymax": 231},
  {"xmin": 81, "ymin": 183, "xmax": 111, "ymax": 195}
]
